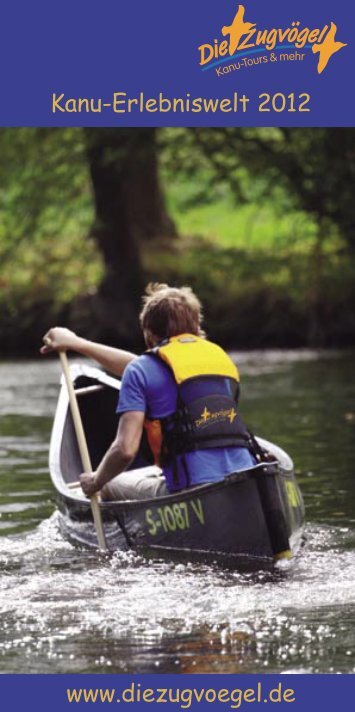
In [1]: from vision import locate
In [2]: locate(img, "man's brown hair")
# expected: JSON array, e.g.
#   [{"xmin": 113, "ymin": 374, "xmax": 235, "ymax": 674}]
[{"xmin": 140, "ymin": 283, "xmax": 204, "ymax": 341}]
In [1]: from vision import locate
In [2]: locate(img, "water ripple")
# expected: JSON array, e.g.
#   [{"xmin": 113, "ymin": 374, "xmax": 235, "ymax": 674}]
[{"xmin": 0, "ymin": 516, "xmax": 354, "ymax": 673}]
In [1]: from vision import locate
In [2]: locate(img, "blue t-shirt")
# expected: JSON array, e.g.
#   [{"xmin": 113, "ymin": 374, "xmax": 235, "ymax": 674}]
[{"xmin": 116, "ymin": 354, "xmax": 255, "ymax": 492}]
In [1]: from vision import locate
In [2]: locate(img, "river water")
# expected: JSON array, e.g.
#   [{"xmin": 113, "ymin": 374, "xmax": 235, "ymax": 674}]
[{"xmin": 0, "ymin": 352, "xmax": 354, "ymax": 674}]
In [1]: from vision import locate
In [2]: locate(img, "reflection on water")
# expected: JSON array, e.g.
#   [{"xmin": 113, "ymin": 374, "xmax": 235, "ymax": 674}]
[{"xmin": 0, "ymin": 353, "xmax": 354, "ymax": 674}]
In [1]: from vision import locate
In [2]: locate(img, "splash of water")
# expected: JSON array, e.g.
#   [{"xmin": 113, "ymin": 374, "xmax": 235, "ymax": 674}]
[{"xmin": 0, "ymin": 516, "xmax": 355, "ymax": 674}]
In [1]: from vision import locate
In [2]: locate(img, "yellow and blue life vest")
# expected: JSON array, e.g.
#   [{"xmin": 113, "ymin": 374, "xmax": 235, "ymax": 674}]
[{"xmin": 144, "ymin": 334, "xmax": 254, "ymax": 489}]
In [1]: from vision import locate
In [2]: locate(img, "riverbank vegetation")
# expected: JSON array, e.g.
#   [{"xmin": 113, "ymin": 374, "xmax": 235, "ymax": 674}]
[{"xmin": 0, "ymin": 128, "xmax": 354, "ymax": 355}]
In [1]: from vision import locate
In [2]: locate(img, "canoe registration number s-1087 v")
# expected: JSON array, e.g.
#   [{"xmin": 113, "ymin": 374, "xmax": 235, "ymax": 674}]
[{"xmin": 145, "ymin": 498, "xmax": 205, "ymax": 536}]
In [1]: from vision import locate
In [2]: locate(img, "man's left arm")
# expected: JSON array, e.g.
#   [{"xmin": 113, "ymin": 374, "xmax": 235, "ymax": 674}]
[{"xmin": 80, "ymin": 410, "xmax": 145, "ymax": 496}]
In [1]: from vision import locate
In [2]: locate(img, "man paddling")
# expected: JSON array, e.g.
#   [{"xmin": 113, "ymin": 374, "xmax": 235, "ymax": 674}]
[{"xmin": 42, "ymin": 283, "xmax": 256, "ymax": 501}]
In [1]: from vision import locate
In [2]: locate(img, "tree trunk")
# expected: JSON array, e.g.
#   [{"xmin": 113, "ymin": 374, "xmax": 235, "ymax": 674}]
[{"xmin": 84, "ymin": 128, "xmax": 176, "ymax": 347}]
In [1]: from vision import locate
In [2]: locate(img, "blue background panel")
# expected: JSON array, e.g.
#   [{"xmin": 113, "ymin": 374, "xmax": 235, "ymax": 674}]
[{"xmin": 0, "ymin": 3, "xmax": 353, "ymax": 133}]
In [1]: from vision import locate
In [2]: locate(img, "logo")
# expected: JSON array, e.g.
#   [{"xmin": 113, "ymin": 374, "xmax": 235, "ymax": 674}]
[
  {"xmin": 198, "ymin": 4, "xmax": 347, "ymax": 75},
  {"xmin": 196, "ymin": 406, "xmax": 237, "ymax": 428}
]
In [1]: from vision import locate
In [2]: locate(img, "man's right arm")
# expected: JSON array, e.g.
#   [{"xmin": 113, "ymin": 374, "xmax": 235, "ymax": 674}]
[{"xmin": 40, "ymin": 327, "xmax": 137, "ymax": 377}]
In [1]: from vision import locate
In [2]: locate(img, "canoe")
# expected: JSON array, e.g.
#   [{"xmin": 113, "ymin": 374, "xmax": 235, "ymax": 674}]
[{"xmin": 49, "ymin": 363, "xmax": 305, "ymax": 568}]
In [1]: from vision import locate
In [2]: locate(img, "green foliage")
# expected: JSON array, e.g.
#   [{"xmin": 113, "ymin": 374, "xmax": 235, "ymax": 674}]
[
  {"xmin": 142, "ymin": 236, "xmax": 355, "ymax": 347},
  {"xmin": 162, "ymin": 128, "xmax": 355, "ymax": 250},
  {"xmin": 166, "ymin": 191, "xmax": 318, "ymax": 252},
  {"xmin": 0, "ymin": 128, "xmax": 102, "ymax": 310},
  {"xmin": 0, "ymin": 127, "xmax": 354, "ymax": 352}
]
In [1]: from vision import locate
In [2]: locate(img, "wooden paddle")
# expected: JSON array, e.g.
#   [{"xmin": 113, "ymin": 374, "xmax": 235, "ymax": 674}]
[{"xmin": 45, "ymin": 339, "xmax": 107, "ymax": 550}]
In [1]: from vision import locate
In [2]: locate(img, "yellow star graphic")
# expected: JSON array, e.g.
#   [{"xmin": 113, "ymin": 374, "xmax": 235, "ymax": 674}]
[
  {"xmin": 312, "ymin": 22, "xmax": 347, "ymax": 74},
  {"xmin": 201, "ymin": 407, "xmax": 211, "ymax": 422},
  {"xmin": 229, "ymin": 408, "xmax": 237, "ymax": 423}
]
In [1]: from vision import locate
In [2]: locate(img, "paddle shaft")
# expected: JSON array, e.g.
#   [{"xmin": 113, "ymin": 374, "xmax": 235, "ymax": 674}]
[{"xmin": 58, "ymin": 351, "xmax": 107, "ymax": 551}]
